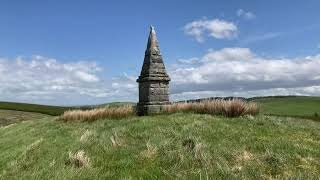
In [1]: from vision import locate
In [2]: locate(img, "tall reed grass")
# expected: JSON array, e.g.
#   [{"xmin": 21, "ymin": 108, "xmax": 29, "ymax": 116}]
[
  {"xmin": 58, "ymin": 99, "xmax": 259, "ymax": 122},
  {"xmin": 163, "ymin": 99, "xmax": 259, "ymax": 117},
  {"xmin": 58, "ymin": 105, "xmax": 134, "ymax": 122}
]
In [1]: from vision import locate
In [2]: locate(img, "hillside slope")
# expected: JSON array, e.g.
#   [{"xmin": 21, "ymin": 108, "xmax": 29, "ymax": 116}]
[
  {"xmin": 254, "ymin": 96, "xmax": 320, "ymax": 118},
  {"xmin": 0, "ymin": 113, "xmax": 319, "ymax": 179},
  {"xmin": 0, "ymin": 102, "xmax": 135, "ymax": 116},
  {"xmin": 0, "ymin": 102, "xmax": 72, "ymax": 116},
  {"xmin": 0, "ymin": 109, "xmax": 49, "ymax": 126}
]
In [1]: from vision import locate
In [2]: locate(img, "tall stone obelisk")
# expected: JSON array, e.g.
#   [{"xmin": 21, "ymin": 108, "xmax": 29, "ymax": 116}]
[{"xmin": 136, "ymin": 26, "xmax": 170, "ymax": 115}]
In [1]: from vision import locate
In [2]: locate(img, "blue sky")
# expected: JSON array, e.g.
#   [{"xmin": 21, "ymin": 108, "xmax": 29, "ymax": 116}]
[{"xmin": 0, "ymin": 0, "xmax": 320, "ymax": 105}]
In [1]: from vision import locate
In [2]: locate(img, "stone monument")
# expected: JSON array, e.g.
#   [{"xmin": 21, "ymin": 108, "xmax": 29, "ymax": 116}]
[{"xmin": 136, "ymin": 26, "xmax": 170, "ymax": 115}]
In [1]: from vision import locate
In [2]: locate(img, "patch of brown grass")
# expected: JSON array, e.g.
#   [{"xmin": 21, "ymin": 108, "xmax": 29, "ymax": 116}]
[
  {"xmin": 141, "ymin": 141, "xmax": 157, "ymax": 159},
  {"xmin": 163, "ymin": 99, "xmax": 259, "ymax": 117},
  {"xmin": 80, "ymin": 129, "xmax": 93, "ymax": 142},
  {"xmin": 110, "ymin": 131, "xmax": 125, "ymax": 147},
  {"xmin": 58, "ymin": 105, "xmax": 134, "ymax": 122},
  {"xmin": 66, "ymin": 150, "xmax": 91, "ymax": 168},
  {"xmin": 236, "ymin": 150, "xmax": 254, "ymax": 162}
]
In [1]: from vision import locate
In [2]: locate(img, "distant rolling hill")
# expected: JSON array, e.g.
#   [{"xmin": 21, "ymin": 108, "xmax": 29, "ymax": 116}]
[
  {"xmin": 0, "ymin": 96, "xmax": 319, "ymax": 118},
  {"xmin": 0, "ymin": 102, "xmax": 73, "ymax": 116},
  {"xmin": 252, "ymin": 96, "xmax": 320, "ymax": 120},
  {"xmin": 0, "ymin": 101, "xmax": 136, "ymax": 116}
]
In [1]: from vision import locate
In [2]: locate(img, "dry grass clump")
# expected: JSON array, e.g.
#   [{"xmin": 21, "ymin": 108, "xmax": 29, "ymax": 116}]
[
  {"xmin": 58, "ymin": 105, "xmax": 134, "ymax": 122},
  {"xmin": 110, "ymin": 131, "xmax": 125, "ymax": 147},
  {"xmin": 141, "ymin": 141, "xmax": 157, "ymax": 159},
  {"xmin": 163, "ymin": 99, "xmax": 259, "ymax": 117},
  {"xmin": 80, "ymin": 130, "xmax": 93, "ymax": 142},
  {"xmin": 66, "ymin": 150, "xmax": 91, "ymax": 168}
]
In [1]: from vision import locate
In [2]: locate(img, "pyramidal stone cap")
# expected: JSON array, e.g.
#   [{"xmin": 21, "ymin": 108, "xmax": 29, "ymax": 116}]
[{"xmin": 137, "ymin": 26, "xmax": 170, "ymax": 83}]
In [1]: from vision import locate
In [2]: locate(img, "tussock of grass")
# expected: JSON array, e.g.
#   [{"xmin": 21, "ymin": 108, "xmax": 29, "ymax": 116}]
[
  {"xmin": 141, "ymin": 141, "xmax": 157, "ymax": 159},
  {"xmin": 80, "ymin": 130, "xmax": 93, "ymax": 142},
  {"xmin": 110, "ymin": 131, "xmax": 125, "ymax": 147},
  {"xmin": 58, "ymin": 105, "xmax": 134, "ymax": 122},
  {"xmin": 57, "ymin": 100, "xmax": 258, "ymax": 122},
  {"xmin": 66, "ymin": 150, "xmax": 91, "ymax": 168},
  {"xmin": 164, "ymin": 99, "xmax": 260, "ymax": 117},
  {"xmin": 194, "ymin": 143, "xmax": 211, "ymax": 165}
]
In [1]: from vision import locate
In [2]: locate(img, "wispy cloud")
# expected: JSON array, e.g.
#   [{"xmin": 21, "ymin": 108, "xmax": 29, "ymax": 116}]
[
  {"xmin": 184, "ymin": 18, "xmax": 238, "ymax": 42},
  {"xmin": 240, "ymin": 32, "xmax": 281, "ymax": 45},
  {"xmin": 237, "ymin": 9, "xmax": 256, "ymax": 20},
  {"xmin": 240, "ymin": 24, "xmax": 320, "ymax": 45}
]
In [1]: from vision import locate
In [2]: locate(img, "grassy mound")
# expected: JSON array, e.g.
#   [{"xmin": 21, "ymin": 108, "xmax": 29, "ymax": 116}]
[{"xmin": 1, "ymin": 113, "xmax": 319, "ymax": 179}]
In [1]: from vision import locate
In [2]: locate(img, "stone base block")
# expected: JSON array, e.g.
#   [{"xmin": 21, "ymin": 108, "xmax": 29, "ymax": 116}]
[{"xmin": 136, "ymin": 103, "xmax": 170, "ymax": 116}]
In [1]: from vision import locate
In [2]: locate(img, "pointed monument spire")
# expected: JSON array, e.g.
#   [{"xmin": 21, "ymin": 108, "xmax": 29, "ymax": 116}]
[
  {"xmin": 136, "ymin": 26, "xmax": 171, "ymax": 115},
  {"xmin": 138, "ymin": 26, "xmax": 170, "ymax": 82},
  {"xmin": 145, "ymin": 25, "xmax": 161, "ymax": 55}
]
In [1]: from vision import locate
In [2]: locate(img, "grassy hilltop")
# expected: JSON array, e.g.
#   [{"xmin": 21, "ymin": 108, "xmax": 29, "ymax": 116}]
[
  {"xmin": 1, "ymin": 113, "xmax": 320, "ymax": 179},
  {"xmin": 0, "ymin": 96, "xmax": 320, "ymax": 179}
]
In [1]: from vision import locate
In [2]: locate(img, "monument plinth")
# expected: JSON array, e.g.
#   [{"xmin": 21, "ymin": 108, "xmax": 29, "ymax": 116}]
[{"xmin": 136, "ymin": 26, "xmax": 170, "ymax": 115}]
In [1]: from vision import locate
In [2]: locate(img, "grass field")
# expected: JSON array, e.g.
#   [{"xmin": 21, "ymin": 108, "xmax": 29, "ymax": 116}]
[
  {"xmin": 0, "ymin": 96, "xmax": 320, "ymax": 179},
  {"xmin": 0, "ymin": 102, "xmax": 72, "ymax": 116},
  {"xmin": 0, "ymin": 110, "xmax": 49, "ymax": 127},
  {"xmin": 0, "ymin": 113, "xmax": 319, "ymax": 179},
  {"xmin": 254, "ymin": 96, "xmax": 320, "ymax": 120}
]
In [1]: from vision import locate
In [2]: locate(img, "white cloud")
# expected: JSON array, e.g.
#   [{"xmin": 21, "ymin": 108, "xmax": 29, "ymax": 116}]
[
  {"xmin": 2, "ymin": 48, "xmax": 320, "ymax": 105},
  {"xmin": 0, "ymin": 56, "xmax": 137, "ymax": 105},
  {"xmin": 170, "ymin": 48, "xmax": 320, "ymax": 99},
  {"xmin": 177, "ymin": 57, "xmax": 200, "ymax": 65},
  {"xmin": 237, "ymin": 9, "xmax": 256, "ymax": 20},
  {"xmin": 240, "ymin": 32, "xmax": 281, "ymax": 45},
  {"xmin": 74, "ymin": 71, "xmax": 99, "ymax": 83},
  {"xmin": 184, "ymin": 18, "xmax": 238, "ymax": 42},
  {"xmin": 202, "ymin": 48, "xmax": 254, "ymax": 62}
]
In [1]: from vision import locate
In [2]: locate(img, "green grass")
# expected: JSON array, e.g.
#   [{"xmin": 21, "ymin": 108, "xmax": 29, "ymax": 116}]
[
  {"xmin": 0, "ymin": 102, "xmax": 72, "ymax": 116},
  {"xmin": 0, "ymin": 96, "xmax": 319, "ymax": 178},
  {"xmin": 254, "ymin": 96, "xmax": 320, "ymax": 120},
  {"xmin": 1, "ymin": 113, "xmax": 319, "ymax": 179}
]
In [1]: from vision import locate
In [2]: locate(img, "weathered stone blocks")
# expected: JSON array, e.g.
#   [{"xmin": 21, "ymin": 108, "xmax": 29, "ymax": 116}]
[{"xmin": 137, "ymin": 26, "xmax": 170, "ymax": 116}]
